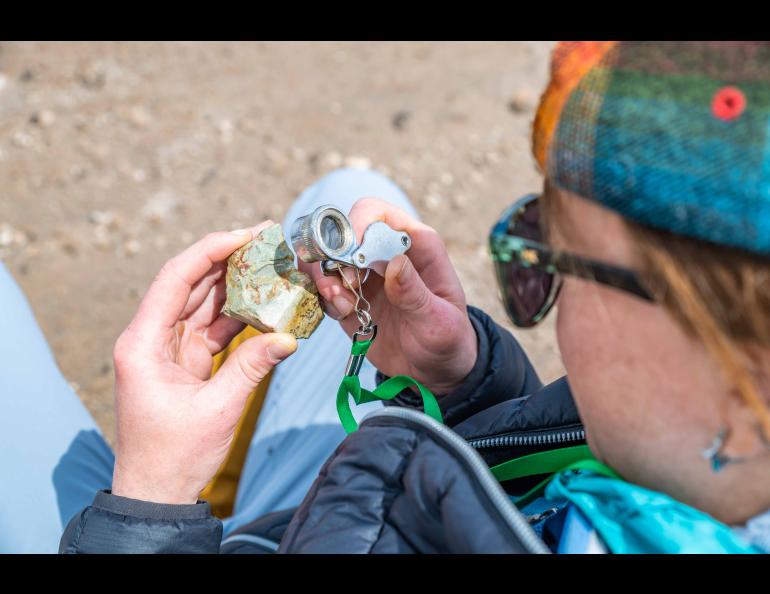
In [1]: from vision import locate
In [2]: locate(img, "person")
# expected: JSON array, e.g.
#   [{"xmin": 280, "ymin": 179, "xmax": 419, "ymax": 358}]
[
  {"xmin": 12, "ymin": 40, "xmax": 770, "ymax": 554},
  {"xmin": 0, "ymin": 168, "xmax": 401, "ymax": 553}
]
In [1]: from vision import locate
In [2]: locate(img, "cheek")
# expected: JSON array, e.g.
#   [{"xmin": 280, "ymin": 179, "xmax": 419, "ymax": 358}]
[
  {"xmin": 555, "ymin": 279, "xmax": 621, "ymax": 388},
  {"xmin": 554, "ymin": 279, "xmax": 645, "ymax": 456},
  {"xmin": 554, "ymin": 278, "xmax": 710, "ymax": 467}
]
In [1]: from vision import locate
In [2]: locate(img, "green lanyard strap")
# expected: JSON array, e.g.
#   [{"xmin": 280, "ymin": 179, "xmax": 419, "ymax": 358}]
[
  {"xmin": 337, "ymin": 332, "xmax": 616, "ymax": 510},
  {"xmin": 489, "ymin": 445, "xmax": 620, "ymax": 509},
  {"xmin": 336, "ymin": 337, "xmax": 443, "ymax": 433}
]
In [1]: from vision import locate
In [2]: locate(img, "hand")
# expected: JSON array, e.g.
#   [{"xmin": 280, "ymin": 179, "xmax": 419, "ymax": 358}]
[
  {"xmin": 111, "ymin": 222, "xmax": 298, "ymax": 505},
  {"xmin": 299, "ymin": 198, "xmax": 477, "ymax": 396}
]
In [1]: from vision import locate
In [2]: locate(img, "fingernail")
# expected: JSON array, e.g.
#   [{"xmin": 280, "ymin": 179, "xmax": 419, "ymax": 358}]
[
  {"xmin": 340, "ymin": 267, "xmax": 356, "ymax": 287},
  {"xmin": 267, "ymin": 334, "xmax": 297, "ymax": 362},
  {"xmin": 332, "ymin": 295, "xmax": 354, "ymax": 319},
  {"xmin": 230, "ymin": 228, "xmax": 252, "ymax": 238},
  {"xmin": 322, "ymin": 298, "xmax": 343, "ymax": 320},
  {"xmin": 396, "ymin": 256, "xmax": 412, "ymax": 285}
]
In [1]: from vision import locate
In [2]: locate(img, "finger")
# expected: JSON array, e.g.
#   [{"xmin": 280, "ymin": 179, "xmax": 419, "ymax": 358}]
[
  {"xmin": 346, "ymin": 197, "xmax": 420, "ymax": 245},
  {"xmin": 347, "ymin": 198, "xmax": 447, "ymax": 274},
  {"xmin": 185, "ymin": 275, "xmax": 228, "ymax": 330},
  {"xmin": 299, "ymin": 259, "xmax": 360, "ymax": 293},
  {"xmin": 181, "ymin": 261, "xmax": 226, "ymax": 320},
  {"xmin": 202, "ymin": 313, "xmax": 246, "ymax": 354},
  {"xmin": 206, "ymin": 333, "xmax": 297, "ymax": 407},
  {"xmin": 383, "ymin": 254, "xmax": 435, "ymax": 316},
  {"xmin": 130, "ymin": 221, "xmax": 273, "ymax": 343},
  {"xmin": 300, "ymin": 260, "xmax": 356, "ymax": 320}
]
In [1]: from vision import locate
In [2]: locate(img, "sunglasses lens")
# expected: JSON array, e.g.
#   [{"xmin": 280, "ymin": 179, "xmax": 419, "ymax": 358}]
[{"xmin": 494, "ymin": 197, "xmax": 559, "ymax": 327}]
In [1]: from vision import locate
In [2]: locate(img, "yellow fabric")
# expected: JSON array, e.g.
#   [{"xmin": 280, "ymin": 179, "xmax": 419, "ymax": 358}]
[{"xmin": 200, "ymin": 326, "xmax": 272, "ymax": 518}]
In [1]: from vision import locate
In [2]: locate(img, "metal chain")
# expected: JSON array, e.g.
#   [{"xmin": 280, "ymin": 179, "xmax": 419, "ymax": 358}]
[{"xmin": 338, "ymin": 264, "xmax": 375, "ymax": 337}]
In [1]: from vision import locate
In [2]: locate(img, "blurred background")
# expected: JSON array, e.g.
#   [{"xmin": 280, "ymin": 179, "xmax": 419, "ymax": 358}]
[{"xmin": 0, "ymin": 41, "xmax": 563, "ymax": 443}]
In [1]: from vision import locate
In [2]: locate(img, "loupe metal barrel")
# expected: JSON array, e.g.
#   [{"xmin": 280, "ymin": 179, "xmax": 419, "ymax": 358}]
[{"xmin": 290, "ymin": 205, "xmax": 355, "ymax": 263}]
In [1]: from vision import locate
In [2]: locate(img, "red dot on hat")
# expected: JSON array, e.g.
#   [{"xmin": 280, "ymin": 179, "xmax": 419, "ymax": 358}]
[{"xmin": 712, "ymin": 86, "xmax": 746, "ymax": 121}]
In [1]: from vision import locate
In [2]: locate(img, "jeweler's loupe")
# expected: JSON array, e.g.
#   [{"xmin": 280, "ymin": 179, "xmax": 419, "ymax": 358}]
[{"xmin": 290, "ymin": 204, "xmax": 411, "ymax": 276}]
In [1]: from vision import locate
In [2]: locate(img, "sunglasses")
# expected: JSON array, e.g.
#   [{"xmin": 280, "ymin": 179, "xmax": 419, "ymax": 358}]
[{"xmin": 489, "ymin": 193, "xmax": 655, "ymax": 328}]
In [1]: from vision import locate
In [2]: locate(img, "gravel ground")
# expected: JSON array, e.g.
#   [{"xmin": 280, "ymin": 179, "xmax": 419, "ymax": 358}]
[{"xmin": 0, "ymin": 41, "xmax": 563, "ymax": 444}]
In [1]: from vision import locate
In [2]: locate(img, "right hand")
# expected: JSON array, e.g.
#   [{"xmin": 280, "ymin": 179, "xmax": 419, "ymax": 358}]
[{"xmin": 298, "ymin": 198, "xmax": 478, "ymax": 395}]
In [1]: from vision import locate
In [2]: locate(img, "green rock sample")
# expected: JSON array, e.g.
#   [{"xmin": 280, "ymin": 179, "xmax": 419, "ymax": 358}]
[{"xmin": 221, "ymin": 223, "xmax": 324, "ymax": 339}]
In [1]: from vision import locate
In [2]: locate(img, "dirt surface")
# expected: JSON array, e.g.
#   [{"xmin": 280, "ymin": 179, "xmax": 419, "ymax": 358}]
[{"xmin": 0, "ymin": 41, "xmax": 563, "ymax": 444}]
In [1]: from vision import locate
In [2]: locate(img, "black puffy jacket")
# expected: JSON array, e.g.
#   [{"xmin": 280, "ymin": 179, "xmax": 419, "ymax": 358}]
[{"xmin": 60, "ymin": 307, "xmax": 584, "ymax": 554}]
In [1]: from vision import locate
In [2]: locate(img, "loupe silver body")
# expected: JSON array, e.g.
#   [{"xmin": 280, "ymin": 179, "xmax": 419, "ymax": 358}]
[
  {"xmin": 291, "ymin": 206, "xmax": 355, "ymax": 263},
  {"xmin": 289, "ymin": 204, "xmax": 411, "ymax": 276}
]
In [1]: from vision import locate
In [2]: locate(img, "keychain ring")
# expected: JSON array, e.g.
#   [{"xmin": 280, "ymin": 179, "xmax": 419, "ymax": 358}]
[{"xmin": 353, "ymin": 324, "xmax": 378, "ymax": 342}]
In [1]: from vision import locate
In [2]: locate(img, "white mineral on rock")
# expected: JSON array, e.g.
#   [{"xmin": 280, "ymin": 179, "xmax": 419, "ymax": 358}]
[{"xmin": 221, "ymin": 223, "xmax": 324, "ymax": 339}]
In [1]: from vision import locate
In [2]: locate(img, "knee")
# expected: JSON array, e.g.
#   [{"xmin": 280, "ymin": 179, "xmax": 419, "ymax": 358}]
[
  {"xmin": 312, "ymin": 168, "xmax": 415, "ymax": 215},
  {"xmin": 285, "ymin": 167, "xmax": 419, "ymax": 233}
]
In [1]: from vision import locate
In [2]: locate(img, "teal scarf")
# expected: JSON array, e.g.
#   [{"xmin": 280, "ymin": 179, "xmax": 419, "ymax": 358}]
[{"xmin": 545, "ymin": 470, "xmax": 763, "ymax": 554}]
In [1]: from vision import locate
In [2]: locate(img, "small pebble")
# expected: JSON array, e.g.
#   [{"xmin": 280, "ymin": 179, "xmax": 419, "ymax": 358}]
[
  {"xmin": 424, "ymin": 194, "xmax": 442, "ymax": 211},
  {"xmin": 30, "ymin": 109, "xmax": 56, "ymax": 127},
  {"xmin": 70, "ymin": 165, "xmax": 87, "ymax": 180},
  {"xmin": 451, "ymin": 193, "xmax": 469, "ymax": 209},
  {"xmin": 0, "ymin": 224, "xmax": 28, "ymax": 248},
  {"xmin": 392, "ymin": 110, "xmax": 411, "ymax": 131},
  {"xmin": 92, "ymin": 226, "xmax": 111, "ymax": 248},
  {"xmin": 128, "ymin": 105, "xmax": 152, "ymax": 128},
  {"xmin": 344, "ymin": 155, "xmax": 371, "ymax": 170},
  {"xmin": 324, "ymin": 151, "xmax": 343, "ymax": 169},
  {"xmin": 142, "ymin": 191, "xmax": 179, "ymax": 222},
  {"xmin": 266, "ymin": 146, "xmax": 289, "ymax": 172},
  {"xmin": 218, "ymin": 119, "xmax": 234, "ymax": 144},
  {"xmin": 78, "ymin": 63, "xmax": 106, "ymax": 90},
  {"xmin": 124, "ymin": 239, "xmax": 141, "ymax": 256},
  {"xmin": 88, "ymin": 210, "xmax": 117, "ymax": 226},
  {"xmin": 12, "ymin": 130, "xmax": 33, "ymax": 148},
  {"xmin": 508, "ymin": 88, "xmax": 536, "ymax": 114}
]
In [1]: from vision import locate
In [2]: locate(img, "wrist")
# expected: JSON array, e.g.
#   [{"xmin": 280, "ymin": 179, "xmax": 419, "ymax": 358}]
[
  {"xmin": 426, "ymin": 316, "xmax": 479, "ymax": 395},
  {"xmin": 112, "ymin": 463, "xmax": 199, "ymax": 505}
]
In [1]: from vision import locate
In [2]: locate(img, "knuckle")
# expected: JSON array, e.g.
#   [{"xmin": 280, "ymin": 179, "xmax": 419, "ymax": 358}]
[
  {"xmin": 422, "ymin": 225, "xmax": 445, "ymax": 246},
  {"xmin": 353, "ymin": 196, "xmax": 381, "ymax": 211},
  {"xmin": 235, "ymin": 348, "xmax": 269, "ymax": 385},
  {"xmin": 411, "ymin": 285, "xmax": 432, "ymax": 312},
  {"xmin": 113, "ymin": 332, "xmax": 136, "ymax": 371},
  {"xmin": 156, "ymin": 258, "xmax": 178, "ymax": 282},
  {"xmin": 202, "ymin": 231, "xmax": 221, "ymax": 244}
]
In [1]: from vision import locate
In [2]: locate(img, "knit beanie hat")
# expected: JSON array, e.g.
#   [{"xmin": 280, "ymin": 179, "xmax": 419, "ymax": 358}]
[{"xmin": 533, "ymin": 41, "xmax": 770, "ymax": 256}]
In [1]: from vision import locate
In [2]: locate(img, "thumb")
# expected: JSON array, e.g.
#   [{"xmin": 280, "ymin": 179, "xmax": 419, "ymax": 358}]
[
  {"xmin": 384, "ymin": 254, "xmax": 434, "ymax": 316},
  {"xmin": 208, "ymin": 332, "xmax": 297, "ymax": 403}
]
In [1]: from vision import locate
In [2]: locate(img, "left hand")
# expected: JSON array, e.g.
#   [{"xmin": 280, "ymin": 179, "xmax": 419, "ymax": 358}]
[{"xmin": 111, "ymin": 222, "xmax": 298, "ymax": 505}]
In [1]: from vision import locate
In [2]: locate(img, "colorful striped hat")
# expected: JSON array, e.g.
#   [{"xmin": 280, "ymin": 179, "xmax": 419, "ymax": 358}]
[{"xmin": 533, "ymin": 41, "xmax": 770, "ymax": 256}]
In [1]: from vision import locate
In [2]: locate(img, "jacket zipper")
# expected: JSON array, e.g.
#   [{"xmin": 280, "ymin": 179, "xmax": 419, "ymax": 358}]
[
  {"xmin": 467, "ymin": 426, "xmax": 585, "ymax": 450},
  {"xmin": 360, "ymin": 407, "xmax": 550, "ymax": 554}
]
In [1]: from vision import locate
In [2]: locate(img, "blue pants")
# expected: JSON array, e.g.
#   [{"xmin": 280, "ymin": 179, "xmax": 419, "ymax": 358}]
[{"xmin": 0, "ymin": 168, "xmax": 418, "ymax": 553}]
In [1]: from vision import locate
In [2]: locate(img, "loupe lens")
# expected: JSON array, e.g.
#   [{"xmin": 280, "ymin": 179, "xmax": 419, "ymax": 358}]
[
  {"xmin": 290, "ymin": 205, "xmax": 354, "ymax": 263},
  {"xmin": 320, "ymin": 215, "xmax": 344, "ymax": 251}
]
